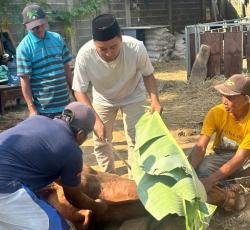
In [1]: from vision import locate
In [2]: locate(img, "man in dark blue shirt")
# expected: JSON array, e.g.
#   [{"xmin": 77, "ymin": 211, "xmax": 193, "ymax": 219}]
[{"xmin": 0, "ymin": 102, "xmax": 107, "ymax": 230}]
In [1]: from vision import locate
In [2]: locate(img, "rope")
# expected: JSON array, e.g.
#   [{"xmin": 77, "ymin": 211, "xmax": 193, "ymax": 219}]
[{"xmin": 222, "ymin": 175, "xmax": 250, "ymax": 183}]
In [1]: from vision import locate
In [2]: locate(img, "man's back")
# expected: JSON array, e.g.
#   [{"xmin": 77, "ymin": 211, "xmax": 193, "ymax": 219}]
[{"xmin": 0, "ymin": 116, "xmax": 82, "ymax": 192}]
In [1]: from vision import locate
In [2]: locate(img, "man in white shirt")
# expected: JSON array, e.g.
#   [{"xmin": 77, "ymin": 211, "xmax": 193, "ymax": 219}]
[{"xmin": 73, "ymin": 14, "xmax": 162, "ymax": 173}]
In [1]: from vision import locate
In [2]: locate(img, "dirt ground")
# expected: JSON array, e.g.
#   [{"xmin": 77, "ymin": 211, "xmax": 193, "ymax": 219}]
[{"xmin": 1, "ymin": 59, "xmax": 250, "ymax": 229}]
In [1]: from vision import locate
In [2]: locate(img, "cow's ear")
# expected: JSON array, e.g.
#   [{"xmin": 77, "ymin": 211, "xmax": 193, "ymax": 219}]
[{"xmin": 75, "ymin": 130, "xmax": 87, "ymax": 145}]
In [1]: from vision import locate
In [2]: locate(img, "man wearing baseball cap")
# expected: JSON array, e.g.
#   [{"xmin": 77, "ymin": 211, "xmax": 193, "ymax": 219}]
[
  {"xmin": 16, "ymin": 3, "xmax": 73, "ymax": 118},
  {"xmin": 73, "ymin": 14, "xmax": 162, "ymax": 174},
  {"xmin": 189, "ymin": 74, "xmax": 250, "ymax": 192},
  {"xmin": 0, "ymin": 102, "xmax": 107, "ymax": 229}
]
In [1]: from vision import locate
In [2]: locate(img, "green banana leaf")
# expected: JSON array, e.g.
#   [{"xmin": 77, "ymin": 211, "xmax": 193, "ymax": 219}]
[{"xmin": 132, "ymin": 112, "xmax": 217, "ymax": 229}]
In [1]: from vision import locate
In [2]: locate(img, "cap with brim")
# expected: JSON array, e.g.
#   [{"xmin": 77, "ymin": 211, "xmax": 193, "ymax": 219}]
[
  {"xmin": 25, "ymin": 18, "xmax": 47, "ymax": 30},
  {"xmin": 22, "ymin": 3, "xmax": 46, "ymax": 30},
  {"xmin": 64, "ymin": 102, "xmax": 96, "ymax": 135},
  {"xmin": 214, "ymin": 74, "xmax": 250, "ymax": 96},
  {"xmin": 92, "ymin": 14, "xmax": 120, "ymax": 41},
  {"xmin": 214, "ymin": 83, "xmax": 241, "ymax": 96}
]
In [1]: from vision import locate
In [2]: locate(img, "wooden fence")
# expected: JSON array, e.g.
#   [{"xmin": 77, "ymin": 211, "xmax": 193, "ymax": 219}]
[{"xmin": 187, "ymin": 22, "xmax": 250, "ymax": 78}]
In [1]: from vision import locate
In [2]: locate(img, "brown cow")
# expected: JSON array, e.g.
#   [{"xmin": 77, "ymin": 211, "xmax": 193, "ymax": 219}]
[
  {"xmin": 39, "ymin": 165, "xmax": 147, "ymax": 229},
  {"xmin": 39, "ymin": 165, "xmax": 244, "ymax": 229}
]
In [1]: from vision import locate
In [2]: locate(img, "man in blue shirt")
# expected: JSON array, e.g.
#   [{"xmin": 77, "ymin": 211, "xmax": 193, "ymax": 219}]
[
  {"xmin": 16, "ymin": 3, "xmax": 73, "ymax": 118},
  {"xmin": 0, "ymin": 102, "xmax": 107, "ymax": 230}
]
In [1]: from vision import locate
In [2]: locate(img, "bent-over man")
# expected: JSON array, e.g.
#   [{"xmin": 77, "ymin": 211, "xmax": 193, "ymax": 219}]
[
  {"xmin": 73, "ymin": 14, "xmax": 162, "ymax": 174},
  {"xmin": 0, "ymin": 102, "xmax": 107, "ymax": 230}
]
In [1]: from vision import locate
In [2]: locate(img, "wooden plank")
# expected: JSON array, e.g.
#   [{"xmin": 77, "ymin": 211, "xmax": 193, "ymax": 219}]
[
  {"xmin": 224, "ymin": 31, "xmax": 242, "ymax": 78},
  {"xmin": 231, "ymin": 26, "xmax": 240, "ymax": 32},
  {"xmin": 246, "ymin": 31, "xmax": 250, "ymax": 72},
  {"xmin": 189, "ymin": 33, "xmax": 196, "ymax": 73},
  {"xmin": 200, "ymin": 32, "xmax": 223, "ymax": 77}
]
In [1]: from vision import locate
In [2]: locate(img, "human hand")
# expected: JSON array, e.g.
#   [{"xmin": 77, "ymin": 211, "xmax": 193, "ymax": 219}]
[
  {"xmin": 94, "ymin": 117, "xmax": 105, "ymax": 141},
  {"xmin": 74, "ymin": 209, "xmax": 92, "ymax": 230},
  {"xmin": 200, "ymin": 176, "xmax": 216, "ymax": 192},
  {"xmin": 151, "ymin": 101, "xmax": 163, "ymax": 115}
]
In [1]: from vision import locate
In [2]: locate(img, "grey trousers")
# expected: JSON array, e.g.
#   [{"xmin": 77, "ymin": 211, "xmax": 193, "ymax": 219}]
[
  {"xmin": 93, "ymin": 101, "xmax": 145, "ymax": 173},
  {"xmin": 196, "ymin": 152, "xmax": 250, "ymax": 179}
]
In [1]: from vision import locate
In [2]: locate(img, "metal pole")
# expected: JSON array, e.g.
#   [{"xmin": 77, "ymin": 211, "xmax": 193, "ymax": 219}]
[
  {"xmin": 185, "ymin": 26, "xmax": 191, "ymax": 78},
  {"xmin": 125, "ymin": 0, "xmax": 131, "ymax": 27}
]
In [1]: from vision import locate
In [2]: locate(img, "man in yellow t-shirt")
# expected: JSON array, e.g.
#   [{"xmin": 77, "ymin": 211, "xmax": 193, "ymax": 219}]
[{"xmin": 190, "ymin": 74, "xmax": 250, "ymax": 192}]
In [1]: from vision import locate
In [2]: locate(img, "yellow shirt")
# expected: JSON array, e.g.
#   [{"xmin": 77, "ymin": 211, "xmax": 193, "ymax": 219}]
[{"xmin": 201, "ymin": 104, "xmax": 250, "ymax": 153}]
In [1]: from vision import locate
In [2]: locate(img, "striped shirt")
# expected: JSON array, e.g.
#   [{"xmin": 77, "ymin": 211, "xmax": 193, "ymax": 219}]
[{"xmin": 16, "ymin": 31, "xmax": 72, "ymax": 114}]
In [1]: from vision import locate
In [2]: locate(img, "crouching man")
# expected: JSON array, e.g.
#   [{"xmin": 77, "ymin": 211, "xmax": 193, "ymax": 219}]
[
  {"xmin": 0, "ymin": 102, "xmax": 107, "ymax": 230},
  {"xmin": 189, "ymin": 74, "xmax": 250, "ymax": 202}
]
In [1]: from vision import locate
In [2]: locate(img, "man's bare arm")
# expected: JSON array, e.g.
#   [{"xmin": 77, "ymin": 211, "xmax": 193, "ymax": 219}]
[
  {"xmin": 209, "ymin": 148, "xmax": 250, "ymax": 183},
  {"xmin": 143, "ymin": 74, "xmax": 162, "ymax": 114},
  {"xmin": 200, "ymin": 148, "xmax": 249, "ymax": 192},
  {"xmin": 63, "ymin": 185, "xmax": 107, "ymax": 215},
  {"xmin": 20, "ymin": 76, "xmax": 37, "ymax": 116},
  {"xmin": 189, "ymin": 134, "xmax": 210, "ymax": 169},
  {"xmin": 64, "ymin": 63, "xmax": 73, "ymax": 89}
]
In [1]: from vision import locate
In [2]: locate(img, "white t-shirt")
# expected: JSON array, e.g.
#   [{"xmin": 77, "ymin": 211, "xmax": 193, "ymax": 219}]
[{"xmin": 73, "ymin": 36, "xmax": 154, "ymax": 106}]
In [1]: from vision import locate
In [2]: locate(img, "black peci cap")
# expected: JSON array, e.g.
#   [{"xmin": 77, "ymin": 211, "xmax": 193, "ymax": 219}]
[{"xmin": 92, "ymin": 14, "xmax": 121, "ymax": 41}]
